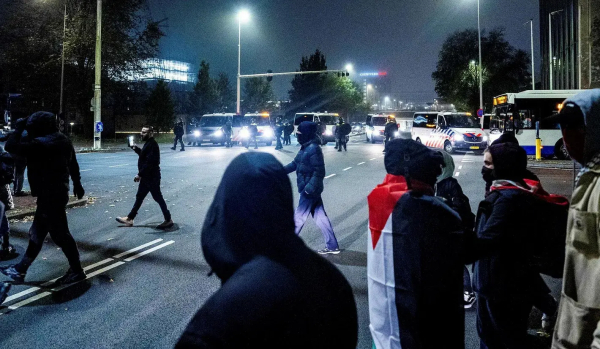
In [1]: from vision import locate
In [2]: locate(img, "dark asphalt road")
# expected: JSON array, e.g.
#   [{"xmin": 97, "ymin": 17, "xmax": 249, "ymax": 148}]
[{"xmin": 0, "ymin": 138, "xmax": 575, "ymax": 348}]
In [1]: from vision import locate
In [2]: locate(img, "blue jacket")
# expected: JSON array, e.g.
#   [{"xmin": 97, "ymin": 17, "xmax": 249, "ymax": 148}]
[{"xmin": 284, "ymin": 139, "xmax": 325, "ymax": 197}]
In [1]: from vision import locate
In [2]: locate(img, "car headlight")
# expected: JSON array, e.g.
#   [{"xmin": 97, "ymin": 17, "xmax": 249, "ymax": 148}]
[
  {"xmin": 193, "ymin": 130, "xmax": 201, "ymax": 137},
  {"xmin": 367, "ymin": 129, "xmax": 372, "ymax": 135},
  {"xmin": 214, "ymin": 129, "xmax": 223, "ymax": 137},
  {"xmin": 324, "ymin": 130, "xmax": 332, "ymax": 136},
  {"xmin": 240, "ymin": 129, "xmax": 249, "ymax": 138},
  {"xmin": 482, "ymin": 135, "xmax": 488, "ymax": 142},
  {"xmin": 263, "ymin": 128, "xmax": 274, "ymax": 137}
]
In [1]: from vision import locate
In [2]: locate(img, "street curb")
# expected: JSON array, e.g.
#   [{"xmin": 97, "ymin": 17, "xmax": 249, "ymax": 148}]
[{"xmin": 6, "ymin": 196, "xmax": 89, "ymax": 220}]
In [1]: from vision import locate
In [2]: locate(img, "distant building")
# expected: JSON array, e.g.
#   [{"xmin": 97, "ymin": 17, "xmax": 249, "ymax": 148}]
[
  {"xmin": 540, "ymin": 0, "xmax": 600, "ymax": 89},
  {"xmin": 360, "ymin": 71, "xmax": 392, "ymax": 107},
  {"xmin": 126, "ymin": 58, "xmax": 196, "ymax": 92}
]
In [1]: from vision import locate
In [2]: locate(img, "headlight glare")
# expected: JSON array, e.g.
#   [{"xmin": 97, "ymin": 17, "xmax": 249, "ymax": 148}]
[{"xmin": 193, "ymin": 130, "xmax": 201, "ymax": 137}]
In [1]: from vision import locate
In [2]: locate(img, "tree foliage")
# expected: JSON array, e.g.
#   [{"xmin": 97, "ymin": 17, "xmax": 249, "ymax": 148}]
[
  {"xmin": 432, "ymin": 29, "xmax": 530, "ymax": 113},
  {"xmin": 0, "ymin": 0, "xmax": 164, "ymax": 136},
  {"xmin": 191, "ymin": 61, "xmax": 217, "ymax": 116},
  {"xmin": 145, "ymin": 80, "xmax": 174, "ymax": 133},
  {"xmin": 214, "ymin": 72, "xmax": 235, "ymax": 112},
  {"xmin": 288, "ymin": 49, "xmax": 328, "ymax": 111},
  {"xmin": 243, "ymin": 77, "xmax": 275, "ymax": 113}
]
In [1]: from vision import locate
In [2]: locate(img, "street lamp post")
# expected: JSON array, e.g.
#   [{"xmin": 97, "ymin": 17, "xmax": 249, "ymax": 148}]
[
  {"xmin": 236, "ymin": 10, "xmax": 250, "ymax": 115},
  {"xmin": 528, "ymin": 19, "xmax": 535, "ymax": 90},
  {"xmin": 477, "ymin": 0, "xmax": 483, "ymax": 112},
  {"xmin": 59, "ymin": 3, "xmax": 66, "ymax": 115},
  {"xmin": 93, "ymin": 0, "xmax": 102, "ymax": 149},
  {"xmin": 549, "ymin": 10, "xmax": 563, "ymax": 90}
]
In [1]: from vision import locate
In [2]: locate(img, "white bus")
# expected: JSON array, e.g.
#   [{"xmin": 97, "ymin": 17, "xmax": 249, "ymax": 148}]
[{"xmin": 483, "ymin": 90, "xmax": 585, "ymax": 159}]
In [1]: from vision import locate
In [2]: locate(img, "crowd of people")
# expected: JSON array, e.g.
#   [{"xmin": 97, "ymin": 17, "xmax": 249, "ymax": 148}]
[{"xmin": 0, "ymin": 89, "xmax": 599, "ymax": 349}]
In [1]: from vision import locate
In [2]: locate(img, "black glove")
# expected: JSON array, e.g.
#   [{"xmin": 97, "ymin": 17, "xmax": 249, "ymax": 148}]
[
  {"xmin": 15, "ymin": 118, "xmax": 27, "ymax": 131},
  {"xmin": 73, "ymin": 182, "xmax": 85, "ymax": 199}
]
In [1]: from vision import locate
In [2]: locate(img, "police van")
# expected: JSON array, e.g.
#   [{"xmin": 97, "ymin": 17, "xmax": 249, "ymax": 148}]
[
  {"xmin": 411, "ymin": 112, "xmax": 489, "ymax": 154},
  {"xmin": 365, "ymin": 113, "xmax": 394, "ymax": 143},
  {"xmin": 293, "ymin": 112, "xmax": 339, "ymax": 144},
  {"xmin": 189, "ymin": 113, "xmax": 239, "ymax": 146},
  {"xmin": 236, "ymin": 112, "xmax": 274, "ymax": 146}
]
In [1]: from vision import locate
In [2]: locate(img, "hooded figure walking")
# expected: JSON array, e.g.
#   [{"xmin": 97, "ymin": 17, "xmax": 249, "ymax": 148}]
[
  {"xmin": 0, "ymin": 112, "xmax": 86, "ymax": 285},
  {"xmin": 284, "ymin": 121, "xmax": 340, "ymax": 254},
  {"xmin": 367, "ymin": 139, "xmax": 465, "ymax": 349},
  {"xmin": 116, "ymin": 126, "xmax": 173, "ymax": 229},
  {"xmin": 175, "ymin": 152, "xmax": 358, "ymax": 349}
]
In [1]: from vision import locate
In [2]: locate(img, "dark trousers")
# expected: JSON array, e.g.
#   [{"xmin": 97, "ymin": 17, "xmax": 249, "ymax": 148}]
[
  {"xmin": 128, "ymin": 177, "xmax": 171, "ymax": 221},
  {"xmin": 464, "ymin": 265, "xmax": 473, "ymax": 293},
  {"xmin": 173, "ymin": 135, "xmax": 184, "ymax": 150},
  {"xmin": 225, "ymin": 133, "xmax": 232, "ymax": 147},
  {"xmin": 15, "ymin": 195, "xmax": 82, "ymax": 273},
  {"xmin": 294, "ymin": 194, "xmax": 339, "ymax": 250},
  {"xmin": 13, "ymin": 163, "xmax": 26, "ymax": 193},
  {"xmin": 245, "ymin": 136, "xmax": 258, "ymax": 149},
  {"xmin": 477, "ymin": 295, "xmax": 533, "ymax": 349},
  {"xmin": 337, "ymin": 137, "xmax": 347, "ymax": 151},
  {"xmin": 284, "ymin": 134, "xmax": 291, "ymax": 145},
  {"xmin": 0, "ymin": 201, "xmax": 8, "ymax": 249},
  {"xmin": 276, "ymin": 133, "xmax": 283, "ymax": 149}
]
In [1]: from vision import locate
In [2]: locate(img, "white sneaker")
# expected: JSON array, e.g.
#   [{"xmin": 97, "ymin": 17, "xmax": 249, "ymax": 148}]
[{"xmin": 463, "ymin": 292, "xmax": 476, "ymax": 308}]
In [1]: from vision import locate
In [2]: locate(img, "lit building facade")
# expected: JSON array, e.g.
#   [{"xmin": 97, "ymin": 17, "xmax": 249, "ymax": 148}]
[
  {"xmin": 126, "ymin": 59, "xmax": 196, "ymax": 91},
  {"xmin": 540, "ymin": 0, "xmax": 600, "ymax": 89}
]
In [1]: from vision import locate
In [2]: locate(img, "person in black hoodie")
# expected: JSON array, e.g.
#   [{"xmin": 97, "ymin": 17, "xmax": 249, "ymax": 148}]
[
  {"xmin": 284, "ymin": 121, "xmax": 340, "ymax": 255},
  {"xmin": 0, "ymin": 111, "xmax": 86, "ymax": 285},
  {"xmin": 116, "ymin": 126, "xmax": 173, "ymax": 229},
  {"xmin": 171, "ymin": 120, "xmax": 185, "ymax": 151},
  {"xmin": 175, "ymin": 152, "xmax": 358, "ymax": 349}
]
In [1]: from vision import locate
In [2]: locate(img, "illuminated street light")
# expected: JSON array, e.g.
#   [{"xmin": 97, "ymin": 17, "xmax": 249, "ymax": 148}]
[{"xmin": 236, "ymin": 9, "xmax": 251, "ymax": 114}]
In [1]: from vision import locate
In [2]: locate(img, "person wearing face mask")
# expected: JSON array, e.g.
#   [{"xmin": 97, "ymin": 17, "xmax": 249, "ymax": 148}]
[
  {"xmin": 551, "ymin": 89, "xmax": 600, "ymax": 349},
  {"xmin": 470, "ymin": 142, "xmax": 569, "ymax": 348},
  {"xmin": 0, "ymin": 112, "xmax": 86, "ymax": 285},
  {"xmin": 284, "ymin": 121, "xmax": 340, "ymax": 255},
  {"xmin": 116, "ymin": 126, "xmax": 173, "ymax": 229}
]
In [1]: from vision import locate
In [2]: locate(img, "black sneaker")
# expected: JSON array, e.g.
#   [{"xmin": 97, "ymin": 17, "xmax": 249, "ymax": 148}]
[
  {"xmin": 180, "ymin": 148, "xmax": 185, "ymax": 151},
  {"xmin": 156, "ymin": 219, "xmax": 174, "ymax": 229},
  {"xmin": 463, "ymin": 292, "xmax": 476, "ymax": 308},
  {"xmin": 55, "ymin": 268, "xmax": 86, "ymax": 286},
  {"xmin": 0, "ymin": 265, "xmax": 25, "ymax": 284},
  {"xmin": 170, "ymin": 147, "xmax": 176, "ymax": 150},
  {"xmin": 317, "ymin": 248, "xmax": 341, "ymax": 255},
  {"xmin": 0, "ymin": 282, "xmax": 11, "ymax": 304},
  {"xmin": 0, "ymin": 245, "xmax": 16, "ymax": 260}
]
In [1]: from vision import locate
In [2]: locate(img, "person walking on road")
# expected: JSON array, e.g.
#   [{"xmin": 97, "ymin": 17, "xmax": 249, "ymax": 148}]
[
  {"xmin": 284, "ymin": 121, "xmax": 340, "ymax": 255},
  {"xmin": 551, "ymin": 89, "xmax": 600, "ymax": 349},
  {"xmin": 0, "ymin": 112, "xmax": 86, "ymax": 285},
  {"xmin": 367, "ymin": 139, "xmax": 464, "ymax": 349},
  {"xmin": 175, "ymin": 152, "xmax": 358, "ymax": 349},
  {"xmin": 283, "ymin": 121, "xmax": 293, "ymax": 145},
  {"xmin": 335, "ymin": 117, "xmax": 350, "ymax": 152},
  {"xmin": 245, "ymin": 119, "xmax": 258, "ymax": 150},
  {"xmin": 435, "ymin": 150, "xmax": 477, "ymax": 309},
  {"xmin": 383, "ymin": 117, "xmax": 398, "ymax": 152},
  {"xmin": 116, "ymin": 126, "xmax": 173, "ymax": 229},
  {"xmin": 223, "ymin": 118, "xmax": 233, "ymax": 148},
  {"xmin": 171, "ymin": 119, "xmax": 185, "ymax": 151},
  {"xmin": 274, "ymin": 116, "xmax": 284, "ymax": 150}
]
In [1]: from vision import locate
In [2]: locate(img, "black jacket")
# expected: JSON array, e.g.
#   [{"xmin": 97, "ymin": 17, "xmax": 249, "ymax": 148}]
[
  {"xmin": 384, "ymin": 122, "xmax": 398, "ymax": 137},
  {"xmin": 176, "ymin": 153, "xmax": 358, "ymax": 349},
  {"xmin": 284, "ymin": 136, "xmax": 325, "ymax": 197},
  {"xmin": 174, "ymin": 124, "xmax": 184, "ymax": 136},
  {"xmin": 436, "ymin": 177, "xmax": 475, "ymax": 231},
  {"xmin": 135, "ymin": 137, "xmax": 160, "ymax": 178},
  {"xmin": 470, "ymin": 188, "xmax": 550, "ymax": 298},
  {"xmin": 6, "ymin": 113, "xmax": 80, "ymax": 199}
]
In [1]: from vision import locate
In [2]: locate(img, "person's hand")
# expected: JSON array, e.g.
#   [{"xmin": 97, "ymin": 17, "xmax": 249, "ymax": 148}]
[
  {"xmin": 131, "ymin": 145, "xmax": 139, "ymax": 151},
  {"xmin": 73, "ymin": 182, "xmax": 85, "ymax": 199},
  {"xmin": 134, "ymin": 175, "xmax": 141, "ymax": 182}
]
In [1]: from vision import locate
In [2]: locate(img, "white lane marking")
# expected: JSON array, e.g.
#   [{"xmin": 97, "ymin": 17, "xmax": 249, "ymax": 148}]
[
  {"xmin": 4, "ymin": 258, "xmax": 116, "ymax": 304},
  {"xmin": 108, "ymin": 164, "xmax": 130, "ymax": 168},
  {"xmin": 4, "ymin": 291, "xmax": 52, "ymax": 312},
  {"xmin": 81, "ymin": 261, "xmax": 126, "ymax": 281},
  {"xmin": 459, "ymin": 166, "xmax": 463, "ymax": 170},
  {"xmin": 113, "ymin": 239, "xmax": 163, "ymax": 259},
  {"xmin": 101, "ymin": 156, "xmax": 118, "ymax": 159},
  {"xmin": 80, "ymin": 169, "xmax": 92, "ymax": 172},
  {"xmin": 124, "ymin": 241, "xmax": 175, "ymax": 262},
  {"xmin": 370, "ymin": 158, "xmax": 376, "ymax": 161},
  {"xmin": 324, "ymin": 174, "xmax": 336, "ymax": 179},
  {"xmin": 357, "ymin": 162, "xmax": 365, "ymax": 165},
  {"xmin": 461, "ymin": 159, "xmax": 473, "ymax": 163},
  {"xmin": 455, "ymin": 172, "xmax": 460, "ymax": 177},
  {"xmin": 343, "ymin": 167, "xmax": 352, "ymax": 171},
  {"xmin": 174, "ymin": 155, "xmax": 186, "ymax": 159}
]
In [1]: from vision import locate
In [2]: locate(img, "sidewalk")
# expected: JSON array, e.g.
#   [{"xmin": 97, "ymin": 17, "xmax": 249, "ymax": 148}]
[
  {"xmin": 6, "ymin": 194, "xmax": 89, "ymax": 221},
  {"xmin": 527, "ymin": 156, "xmax": 580, "ymax": 170}
]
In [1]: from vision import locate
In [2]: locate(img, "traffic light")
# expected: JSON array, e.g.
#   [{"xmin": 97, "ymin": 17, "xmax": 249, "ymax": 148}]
[
  {"xmin": 337, "ymin": 71, "xmax": 350, "ymax": 77},
  {"xmin": 266, "ymin": 70, "xmax": 273, "ymax": 82}
]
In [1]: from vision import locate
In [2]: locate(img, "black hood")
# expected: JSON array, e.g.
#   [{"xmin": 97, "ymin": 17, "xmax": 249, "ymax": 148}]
[
  {"xmin": 297, "ymin": 121, "xmax": 318, "ymax": 145},
  {"xmin": 25, "ymin": 111, "xmax": 58, "ymax": 138},
  {"xmin": 201, "ymin": 153, "xmax": 297, "ymax": 282},
  {"xmin": 490, "ymin": 132, "xmax": 519, "ymax": 146},
  {"xmin": 384, "ymin": 138, "xmax": 444, "ymax": 187},
  {"xmin": 564, "ymin": 89, "xmax": 600, "ymax": 163},
  {"xmin": 487, "ymin": 142, "xmax": 527, "ymax": 182}
]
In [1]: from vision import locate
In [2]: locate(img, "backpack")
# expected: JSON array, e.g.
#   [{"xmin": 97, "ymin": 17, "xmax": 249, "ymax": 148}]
[
  {"xmin": 488, "ymin": 186, "xmax": 568, "ymax": 278},
  {"xmin": 0, "ymin": 152, "xmax": 14, "ymax": 185}
]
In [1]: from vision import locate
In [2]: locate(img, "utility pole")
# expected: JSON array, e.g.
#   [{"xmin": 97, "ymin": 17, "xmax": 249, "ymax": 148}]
[
  {"xmin": 59, "ymin": 3, "xmax": 67, "ymax": 115},
  {"xmin": 530, "ymin": 19, "xmax": 535, "ymax": 90},
  {"xmin": 93, "ymin": 0, "xmax": 102, "ymax": 149}
]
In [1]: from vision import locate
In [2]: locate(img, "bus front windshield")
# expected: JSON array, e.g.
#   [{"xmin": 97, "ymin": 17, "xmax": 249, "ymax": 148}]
[
  {"xmin": 295, "ymin": 114, "xmax": 314, "ymax": 125},
  {"xmin": 200, "ymin": 117, "xmax": 227, "ymax": 127},
  {"xmin": 445, "ymin": 114, "xmax": 480, "ymax": 128}
]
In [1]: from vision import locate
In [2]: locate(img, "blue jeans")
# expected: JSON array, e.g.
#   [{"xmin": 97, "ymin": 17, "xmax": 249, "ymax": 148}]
[{"xmin": 294, "ymin": 194, "xmax": 339, "ymax": 250}]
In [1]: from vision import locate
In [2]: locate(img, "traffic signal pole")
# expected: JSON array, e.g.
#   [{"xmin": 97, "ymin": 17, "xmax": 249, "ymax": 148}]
[
  {"xmin": 93, "ymin": 0, "xmax": 102, "ymax": 149},
  {"xmin": 239, "ymin": 70, "xmax": 349, "ymax": 79}
]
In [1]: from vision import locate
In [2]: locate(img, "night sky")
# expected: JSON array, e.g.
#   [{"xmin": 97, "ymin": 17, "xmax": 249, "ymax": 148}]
[{"xmin": 147, "ymin": 0, "xmax": 541, "ymax": 103}]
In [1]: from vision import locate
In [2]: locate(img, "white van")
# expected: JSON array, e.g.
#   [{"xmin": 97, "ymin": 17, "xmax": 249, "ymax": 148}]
[
  {"xmin": 293, "ymin": 112, "xmax": 339, "ymax": 144},
  {"xmin": 411, "ymin": 112, "xmax": 488, "ymax": 154},
  {"xmin": 365, "ymin": 113, "xmax": 394, "ymax": 143},
  {"xmin": 238, "ymin": 112, "xmax": 274, "ymax": 146}
]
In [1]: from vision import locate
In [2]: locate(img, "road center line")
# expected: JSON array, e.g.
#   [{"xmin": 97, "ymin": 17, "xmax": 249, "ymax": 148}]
[
  {"xmin": 4, "ymin": 291, "xmax": 52, "ymax": 312},
  {"xmin": 343, "ymin": 167, "xmax": 352, "ymax": 171},
  {"xmin": 108, "ymin": 164, "xmax": 130, "ymax": 168},
  {"xmin": 80, "ymin": 169, "xmax": 92, "ymax": 172},
  {"xmin": 370, "ymin": 158, "xmax": 376, "ymax": 161},
  {"xmin": 455, "ymin": 172, "xmax": 460, "ymax": 177},
  {"xmin": 459, "ymin": 166, "xmax": 463, "ymax": 170},
  {"xmin": 174, "ymin": 155, "xmax": 186, "ymax": 159},
  {"xmin": 113, "ymin": 239, "xmax": 163, "ymax": 259},
  {"xmin": 124, "ymin": 241, "xmax": 175, "ymax": 262},
  {"xmin": 324, "ymin": 174, "xmax": 336, "ymax": 179},
  {"xmin": 357, "ymin": 162, "xmax": 365, "ymax": 165}
]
